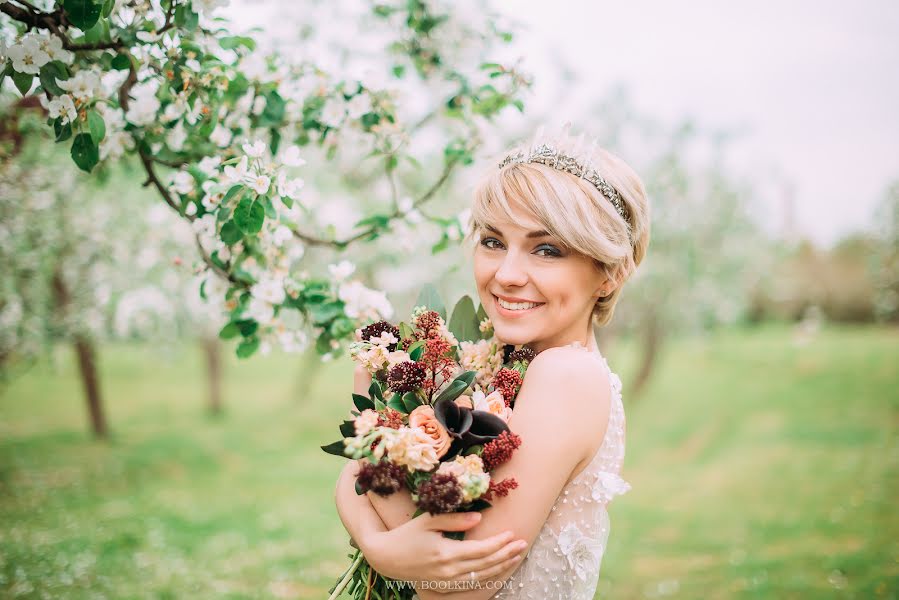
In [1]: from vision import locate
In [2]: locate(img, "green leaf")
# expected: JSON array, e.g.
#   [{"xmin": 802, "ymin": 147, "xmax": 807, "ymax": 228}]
[
  {"xmin": 233, "ymin": 196, "xmax": 264, "ymax": 234},
  {"xmin": 220, "ymin": 220, "xmax": 242, "ymax": 245},
  {"xmin": 352, "ymin": 393, "xmax": 375, "ymax": 412},
  {"xmin": 339, "ymin": 419, "xmax": 357, "ymax": 438},
  {"xmin": 54, "ymin": 118, "xmax": 72, "ymax": 142},
  {"xmin": 261, "ymin": 91, "xmax": 286, "ymax": 124},
  {"xmin": 63, "ymin": 0, "xmax": 102, "ymax": 31},
  {"xmin": 39, "ymin": 61, "xmax": 69, "ymax": 96},
  {"xmin": 218, "ymin": 322, "xmax": 240, "ymax": 339},
  {"xmin": 407, "ymin": 340, "xmax": 426, "ymax": 361},
  {"xmin": 111, "ymin": 53, "xmax": 130, "ymax": 70},
  {"xmin": 70, "ymin": 133, "xmax": 99, "ymax": 172},
  {"xmin": 235, "ymin": 319, "xmax": 258, "ymax": 337},
  {"xmin": 432, "ymin": 375, "xmax": 474, "ymax": 406},
  {"xmin": 221, "ymin": 184, "xmax": 244, "ymax": 205},
  {"xmin": 101, "ymin": 0, "xmax": 115, "ymax": 17},
  {"xmin": 174, "ymin": 5, "xmax": 199, "ymax": 31},
  {"xmin": 373, "ymin": 397, "xmax": 387, "ymax": 412},
  {"xmin": 368, "ymin": 381, "xmax": 384, "ymax": 403},
  {"xmin": 386, "ymin": 395, "xmax": 407, "ymax": 413},
  {"xmin": 354, "ymin": 478, "xmax": 365, "ymax": 494},
  {"xmin": 86, "ymin": 110, "xmax": 106, "ymax": 143},
  {"xmin": 235, "ymin": 336, "xmax": 260, "ymax": 358},
  {"xmin": 399, "ymin": 321, "xmax": 414, "ymax": 341},
  {"xmin": 321, "ymin": 440, "xmax": 349, "ymax": 458},
  {"xmin": 12, "ymin": 71, "xmax": 34, "ymax": 96},
  {"xmin": 402, "ymin": 392, "xmax": 421, "ymax": 413},
  {"xmin": 415, "ymin": 284, "xmax": 446, "ymax": 320},
  {"xmin": 220, "ymin": 36, "xmax": 256, "ymax": 51},
  {"xmin": 448, "ymin": 295, "xmax": 479, "ymax": 343}
]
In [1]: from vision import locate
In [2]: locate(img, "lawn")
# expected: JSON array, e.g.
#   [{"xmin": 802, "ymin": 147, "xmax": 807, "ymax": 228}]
[{"xmin": 1, "ymin": 324, "xmax": 896, "ymax": 599}]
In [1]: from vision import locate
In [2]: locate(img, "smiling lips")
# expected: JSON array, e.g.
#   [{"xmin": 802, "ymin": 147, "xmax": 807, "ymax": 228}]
[{"xmin": 494, "ymin": 294, "xmax": 545, "ymax": 315}]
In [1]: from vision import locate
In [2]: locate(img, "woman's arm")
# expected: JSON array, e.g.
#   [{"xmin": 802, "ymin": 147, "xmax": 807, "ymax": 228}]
[{"xmin": 414, "ymin": 347, "xmax": 613, "ymax": 600}]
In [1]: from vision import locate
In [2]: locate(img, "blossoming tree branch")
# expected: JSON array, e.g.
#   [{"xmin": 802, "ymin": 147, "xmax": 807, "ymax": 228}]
[{"xmin": 0, "ymin": 0, "xmax": 530, "ymax": 358}]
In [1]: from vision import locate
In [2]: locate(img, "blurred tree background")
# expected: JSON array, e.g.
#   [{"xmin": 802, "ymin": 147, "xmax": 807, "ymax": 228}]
[{"xmin": 1, "ymin": 0, "xmax": 897, "ymax": 598}]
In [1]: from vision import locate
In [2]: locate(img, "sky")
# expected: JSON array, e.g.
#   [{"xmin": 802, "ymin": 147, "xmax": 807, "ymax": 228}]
[{"xmin": 225, "ymin": 0, "xmax": 899, "ymax": 246}]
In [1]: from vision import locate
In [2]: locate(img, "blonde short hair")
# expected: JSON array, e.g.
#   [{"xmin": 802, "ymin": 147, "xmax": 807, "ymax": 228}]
[{"xmin": 464, "ymin": 137, "xmax": 651, "ymax": 327}]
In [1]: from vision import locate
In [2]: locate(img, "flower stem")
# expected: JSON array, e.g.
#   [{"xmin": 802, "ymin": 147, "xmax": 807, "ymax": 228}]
[{"xmin": 328, "ymin": 549, "xmax": 365, "ymax": 600}]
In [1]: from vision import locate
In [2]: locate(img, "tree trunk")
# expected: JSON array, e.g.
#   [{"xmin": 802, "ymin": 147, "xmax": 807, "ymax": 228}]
[
  {"xmin": 628, "ymin": 309, "xmax": 664, "ymax": 402},
  {"xmin": 73, "ymin": 335, "xmax": 107, "ymax": 437},
  {"xmin": 52, "ymin": 269, "xmax": 108, "ymax": 438},
  {"xmin": 203, "ymin": 336, "xmax": 223, "ymax": 415}
]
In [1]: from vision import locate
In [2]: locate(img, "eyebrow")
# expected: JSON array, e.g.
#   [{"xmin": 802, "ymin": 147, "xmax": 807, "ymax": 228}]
[{"xmin": 484, "ymin": 224, "xmax": 552, "ymax": 239}]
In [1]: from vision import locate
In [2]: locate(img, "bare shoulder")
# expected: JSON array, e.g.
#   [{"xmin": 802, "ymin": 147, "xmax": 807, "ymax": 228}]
[{"xmin": 516, "ymin": 345, "xmax": 612, "ymax": 421}]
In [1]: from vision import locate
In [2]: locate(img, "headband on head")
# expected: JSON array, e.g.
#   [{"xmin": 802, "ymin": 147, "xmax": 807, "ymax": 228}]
[{"xmin": 498, "ymin": 124, "xmax": 630, "ymax": 224}]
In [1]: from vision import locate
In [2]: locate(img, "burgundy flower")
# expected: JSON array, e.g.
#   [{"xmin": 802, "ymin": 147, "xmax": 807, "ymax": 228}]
[
  {"xmin": 414, "ymin": 310, "xmax": 443, "ymax": 339},
  {"xmin": 387, "ymin": 361, "xmax": 427, "ymax": 393},
  {"xmin": 415, "ymin": 472, "xmax": 464, "ymax": 514},
  {"xmin": 359, "ymin": 321, "xmax": 400, "ymax": 351},
  {"xmin": 492, "ymin": 368, "xmax": 522, "ymax": 407},
  {"xmin": 508, "ymin": 347, "xmax": 536, "ymax": 364},
  {"xmin": 433, "ymin": 394, "xmax": 510, "ymax": 457},
  {"xmin": 481, "ymin": 430, "xmax": 522, "ymax": 471},
  {"xmin": 482, "ymin": 477, "xmax": 519, "ymax": 501},
  {"xmin": 356, "ymin": 460, "xmax": 407, "ymax": 496}
]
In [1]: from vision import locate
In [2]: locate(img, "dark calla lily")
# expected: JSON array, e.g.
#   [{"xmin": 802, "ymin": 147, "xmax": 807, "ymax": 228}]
[
  {"xmin": 434, "ymin": 396, "xmax": 511, "ymax": 457},
  {"xmin": 461, "ymin": 410, "xmax": 510, "ymax": 447}
]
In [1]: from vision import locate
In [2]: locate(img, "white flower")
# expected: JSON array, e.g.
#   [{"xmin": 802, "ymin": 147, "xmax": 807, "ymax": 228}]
[
  {"xmin": 242, "ymin": 140, "xmax": 266, "ymax": 158},
  {"xmin": 170, "ymin": 171, "xmax": 194, "ymax": 195},
  {"xmin": 328, "ymin": 260, "xmax": 355, "ymax": 281},
  {"xmin": 591, "ymin": 471, "xmax": 631, "ymax": 503},
  {"xmin": 338, "ymin": 281, "xmax": 393, "ymax": 321},
  {"xmin": 320, "ymin": 97, "xmax": 347, "ymax": 128},
  {"xmin": 192, "ymin": 214, "xmax": 217, "ymax": 238},
  {"xmin": 246, "ymin": 296, "xmax": 275, "ymax": 324},
  {"xmin": 47, "ymin": 94, "xmax": 77, "ymax": 125},
  {"xmin": 272, "ymin": 225, "xmax": 292, "ymax": 247},
  {"xmin": 210, "ymin": 124, "xmax": 232, "ymax": 147},
  {"xmin": 101, "ymin": 130, "xmax": 133, "ymax": 161},
  {"xmin": 557, "ymin": 522, "xmax": 604, "ymax": 582},
  {"xmin": 347, "ymin": 93, "xmax": 372, "ymax": 119},
  {"xmin": 279, "ymin": 145, "xmax": 306, "ymax": 167},
  {"xmin": 248, "ymin": 174, "xmax": 270, "ymax": 195},
  {"xmin": 125, "ymin": 81, "xmax": 161, "ymax": 126},
  {"xmin": 222, "ymin": 156, "xmax": 249, "ymax": 184},
  {"xmin": 193, "ymin": 0, "xmax": 229, "ymax": 15},
  {"xmin": 197, "ymin": 156, "xmax": 221, "ymax": 177},
  {"xmin": 166, "ymin": 121, "xmax": 187, "ymax": 151},
  {"xmin": 39, "ymin": 33, "xmax": 73, "ymax": 64},
  {"xmin": 58, "ymin": 70, "xmax": 102, "ymax": 102},
  {"xmin": 353, "ymin": 409, "xmax": 380, "ymax": 436},
  {"xmin": 8, "ymin": 37, "xmax": 50, "ymax": 75},
  {"xmin": 251, "ymin": 277, "xmax": 286, "ymax": 305},
  {"xmin": 276, "ymin": 171, "xmax": 304, "ymax": 200},
  {"xmin": 370, "ymin": 331, "xmax": 398, "ymax": 348},
  {"xmin": 184, "ymin": 201, "xmax": 197, "ymax": 216}
]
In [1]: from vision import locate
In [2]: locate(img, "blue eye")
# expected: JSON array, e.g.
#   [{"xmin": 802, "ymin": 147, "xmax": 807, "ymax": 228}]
[{"xmin": 479, "ymin": 237, "xmax": 562, "ymax": 258}]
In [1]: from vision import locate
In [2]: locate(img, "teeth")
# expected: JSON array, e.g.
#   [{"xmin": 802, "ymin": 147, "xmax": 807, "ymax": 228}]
[{"xmin": 497, "ymin": 297, "xmax": 541, "ymax": 311}]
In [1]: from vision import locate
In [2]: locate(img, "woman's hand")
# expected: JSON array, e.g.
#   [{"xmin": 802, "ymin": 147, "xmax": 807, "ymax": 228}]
[{"xmin": 359, "ymin": 512, "xmax": 528, "ymax": 587}]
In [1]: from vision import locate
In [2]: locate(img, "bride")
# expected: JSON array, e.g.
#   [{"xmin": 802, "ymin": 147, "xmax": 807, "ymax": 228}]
[{"xmin": 334, "ymin": 125, "xmax": 650, "ymax": 599}]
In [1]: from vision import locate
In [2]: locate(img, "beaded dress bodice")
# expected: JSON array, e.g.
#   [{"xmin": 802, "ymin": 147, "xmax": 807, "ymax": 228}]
[{"xmin": 489, "ymin": 340, "xmax": 629, "ymax": 599}]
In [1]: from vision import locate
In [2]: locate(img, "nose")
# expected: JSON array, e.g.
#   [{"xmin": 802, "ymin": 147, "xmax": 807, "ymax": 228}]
[{"xmin": 494, "ymin": 249, "xmax": 529, "ymax": 288}]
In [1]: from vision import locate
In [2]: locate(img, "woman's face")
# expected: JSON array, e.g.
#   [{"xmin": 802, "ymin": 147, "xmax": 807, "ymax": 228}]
[{"xmin": 473, "ymin": 199, "xmax": 610, "ymax": 354}]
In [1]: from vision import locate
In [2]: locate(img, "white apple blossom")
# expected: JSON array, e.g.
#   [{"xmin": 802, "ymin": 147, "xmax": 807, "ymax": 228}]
[
  {"xmin": 248, "ymin": 174, "xmax": 270, "ymax": 195},
  {"xmin": 58, "ymin": 70, "xmax": 103, "ymax": 102},
  {"xmin": 36, "ymin": 32, "xmax": 74, "ymax": 64},
  {"xmin": 275, "ymin": 171, "xmax": 304, "ymax": 200},
  {"xmin": 279, "ymin": 145, "xmax": 306, "ymax": 167},
  {"xmin": 210, "ymin": 123, "xmax": 233, "ymax": 147},
  {"xmin": 8, "ymin": 36, "xmax": 50, "ymax": 75},
  {"xmin": 242, "ymin": 140, "xmax": 267, "ymax": 158},
  {"xmin": 338, "ymin": 280, "xmax": 393, "ymax": 320},
  {"xmin": 328, "ymin": 260, "xmax": 355, "ymax": 281},
  {"xmin": 193, "ymin": 0, "xmax": 230, "ymax": 15},
  {"xmin": 125, "ymin": 81, "xmax": 161, "ymax": 126},
  {"xmin": 246, "ymin": 296, "xmax": 275, "ymax": 324},
  {"xmin": 197, "ymin": 156, "xmax": 221, "ymax": 177},
  {"xmin": 347, "ymin": 92, "xmax": 372, "ymax": 119},
  {"xmin": 170, "ymin": 171, "xmax": 194, "ymax": 195},
  {"xmin": 320, "ymin": 97, "xmax": 347, "ymax": 128},
  {"xmin": 271, "ymin": 225, "xmax": 292, "ymax": 247},
  {"xmin": 47, "ymin": 94, "xmax": 77, "ymax": 125},
  {"xmin": 166, "ymin": 121, "xmax": 188, "ymax": 151},
  {"xmin": 222, "ymin": 156, "xmax": 249, "ymax": 184},
  {"xmin": 251, "ymin": 276, "xmax": 286, "ymax": 305}
]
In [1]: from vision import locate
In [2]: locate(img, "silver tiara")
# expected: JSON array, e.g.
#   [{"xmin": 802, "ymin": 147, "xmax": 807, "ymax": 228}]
[{"xmin": 498, "ymin": 125, "xmax": 630, "ymax": 223}]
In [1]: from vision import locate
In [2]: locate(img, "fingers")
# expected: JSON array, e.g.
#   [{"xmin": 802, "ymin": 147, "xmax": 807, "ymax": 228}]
[
  {"xmin": 426, "ymin": 511, "xmax": 482, "ymax": 532},
  {"xmin": 454, "ymin": 538, "xmax": 528, "ymax": 576},
  {"xmin": 449, "ymin": 551, "xmax": 526, "ymax": 587}
]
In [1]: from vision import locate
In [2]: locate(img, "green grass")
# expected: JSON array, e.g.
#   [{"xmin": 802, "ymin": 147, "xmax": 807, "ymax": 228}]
[{"xmin": 0, "ymin": 324, "xmax": 897, "ymax": 599}]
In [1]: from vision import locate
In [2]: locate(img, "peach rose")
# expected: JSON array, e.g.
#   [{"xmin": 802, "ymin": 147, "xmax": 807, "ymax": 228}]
[
  {"xmin": 454, "ymin": 394, "xmax": 473, "ymax": 410},
  {"xmin": 408, "ymin": 405, "xmax": 453, "ymax": 458}
]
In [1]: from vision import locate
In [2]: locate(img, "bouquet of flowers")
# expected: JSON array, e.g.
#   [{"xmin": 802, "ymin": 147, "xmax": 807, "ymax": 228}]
[{"xmin": 323, "ymin": 287, "xmax": 536, "ymax": 600}]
